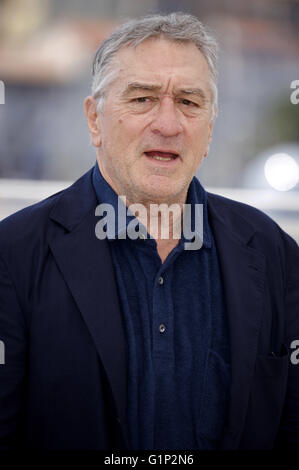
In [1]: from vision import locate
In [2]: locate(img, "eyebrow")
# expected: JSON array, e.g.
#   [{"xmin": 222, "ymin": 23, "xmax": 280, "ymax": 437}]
[
  {"xmin": 179, "ymin": 88, "xmax": 207, "ymax": 101},
  {"xmin": 122, "ymin": 82, "xmax": 162, "ymax": 96},
  {"xmin": 122, "ymin": 82, "xmax": 208, "ymax": 102}
]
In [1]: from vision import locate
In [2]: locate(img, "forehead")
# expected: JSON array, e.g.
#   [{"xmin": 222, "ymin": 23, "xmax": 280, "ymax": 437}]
[{"xmin": 111, "ymin": 38, "xmax": 211, "ymax": 91}]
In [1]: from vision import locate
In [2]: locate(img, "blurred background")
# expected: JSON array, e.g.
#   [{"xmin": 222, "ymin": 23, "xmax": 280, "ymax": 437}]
[{"xmin": 0, "ymin": 0, "xmax": 298, "ymax": 241}]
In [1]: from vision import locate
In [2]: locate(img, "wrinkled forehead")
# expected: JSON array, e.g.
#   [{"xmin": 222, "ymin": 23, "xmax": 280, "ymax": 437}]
[{"xmin": 111, "ymin": 37, "xmax": 212, "ymax": 91}]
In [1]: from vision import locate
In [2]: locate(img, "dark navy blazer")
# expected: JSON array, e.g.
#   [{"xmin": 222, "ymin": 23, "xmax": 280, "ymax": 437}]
[{"xmin": 0, "ymin": 167, "xmax": 298, "ymax": 450}]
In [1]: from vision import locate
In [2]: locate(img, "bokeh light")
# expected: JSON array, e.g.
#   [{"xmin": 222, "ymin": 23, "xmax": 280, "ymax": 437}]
[{"xmin": 264, "ymin": 153, "xmax": 299, "ymax": 191}]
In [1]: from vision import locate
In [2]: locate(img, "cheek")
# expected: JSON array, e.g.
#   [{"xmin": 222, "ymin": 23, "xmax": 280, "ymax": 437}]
[
  {"xmin": 191, "ymin": 122, "xmax": 211, "ymax": 146},
  {"xmin": 186, "ymin": 128, "xmax": 210, "ymax": 164},
  {"xmin": 101, "ymin": 115, "xmax": 142, "ymax": 162}
]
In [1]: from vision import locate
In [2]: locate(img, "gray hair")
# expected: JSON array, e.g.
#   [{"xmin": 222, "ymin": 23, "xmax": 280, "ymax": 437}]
[{"xmin": 91, "ymin": 12, "xmax": 219, "ymax": 119}]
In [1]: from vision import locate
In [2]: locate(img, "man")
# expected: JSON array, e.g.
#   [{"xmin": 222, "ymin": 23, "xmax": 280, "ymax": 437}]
[{"xmin": 0, "ymin": 12, "xmax": 298, "ymax": 451}]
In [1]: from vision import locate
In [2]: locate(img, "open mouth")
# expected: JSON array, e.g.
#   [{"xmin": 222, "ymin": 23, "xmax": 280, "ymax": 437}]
[{"xmin": 144, "ymin": 150, "xmax": 179, "ymax": 162}]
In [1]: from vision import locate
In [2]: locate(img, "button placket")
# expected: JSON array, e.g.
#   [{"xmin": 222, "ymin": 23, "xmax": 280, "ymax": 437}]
[{"xmin": 152, "ymin": 268, "xmax": 174, "ymax": 358}]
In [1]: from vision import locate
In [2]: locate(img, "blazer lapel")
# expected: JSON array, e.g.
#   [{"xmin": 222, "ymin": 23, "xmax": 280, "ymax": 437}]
[
  {"xmin": 208, "ymin": 194, "xmax": 266, "ymax": 449},
  {"xmin": 48, "ymin": 170, "xmax": 129, "ymax": 447}
]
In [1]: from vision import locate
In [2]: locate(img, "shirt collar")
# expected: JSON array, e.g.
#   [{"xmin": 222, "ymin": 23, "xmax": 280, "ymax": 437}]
[
  {"xmin": 92, "ymin": 161, "xmax": 212, "ymax": 249},
  {"xmin": 183, "ymin": 173, "xmax": 213, "ymax": 249}
]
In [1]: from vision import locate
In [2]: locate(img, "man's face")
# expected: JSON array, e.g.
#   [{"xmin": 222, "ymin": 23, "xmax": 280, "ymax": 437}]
[{"xmin": 85, "ymin": 38, "xmax": 215, "ymax": 205}]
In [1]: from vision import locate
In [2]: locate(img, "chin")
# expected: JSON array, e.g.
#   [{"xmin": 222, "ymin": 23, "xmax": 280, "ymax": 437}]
[{"xmin": 141, "ymin": 183, "xmax": 181, "ymax": 203}]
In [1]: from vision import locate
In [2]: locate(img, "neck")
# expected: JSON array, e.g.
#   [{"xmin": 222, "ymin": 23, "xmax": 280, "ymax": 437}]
[
  {"xmin": 97, "ymin": 158, "xmax": 189, "ymax": 261},
  {"xmin": 125, "ymin": 198, "xmax": 187, "ymax": 264}
]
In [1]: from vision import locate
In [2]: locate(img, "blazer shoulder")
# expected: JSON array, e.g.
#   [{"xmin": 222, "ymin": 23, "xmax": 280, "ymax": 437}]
[
  {"xmin": 207, "ymin": 191, "xmax": 298, "ymax": 252},
  {"xmin": 0, "ymin": 188, "xmax": 64, "ymax": 241},
  {"xmin": 0, "ymin": 168, "xmax": 94, "ymax": 248},
  {"xmin": 207, "ymin": 191, "xmax": 275, "ymax": 224}
]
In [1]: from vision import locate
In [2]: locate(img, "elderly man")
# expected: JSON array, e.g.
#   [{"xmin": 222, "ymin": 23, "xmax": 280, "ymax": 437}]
[{"xmin": 0, "ymin": 13, "xmax": 298, "ymax": 451}]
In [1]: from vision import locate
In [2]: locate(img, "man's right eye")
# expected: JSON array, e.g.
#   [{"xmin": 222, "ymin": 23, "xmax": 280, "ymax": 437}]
[
  {"xmin": 128, "ymin": 96, "xmax": 157, "ymax": 112},
  {"xmin": 133, "ymin": 97, "xmax": 150, "ymax": 103}
]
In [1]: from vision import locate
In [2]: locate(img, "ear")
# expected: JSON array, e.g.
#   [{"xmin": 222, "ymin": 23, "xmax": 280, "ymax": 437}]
[
  {"xmin": 204, "ymin": 105, "xmax": 217, "ymax": 157},
  {"xmin": 84, "ymin": 96, "xmax": 101, "ymax": 147}
]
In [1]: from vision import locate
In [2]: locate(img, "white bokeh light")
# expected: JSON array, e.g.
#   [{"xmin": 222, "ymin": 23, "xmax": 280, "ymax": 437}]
[{"xmin": 264, "ymin": 153, "xmax": 299, "ymax": 191}]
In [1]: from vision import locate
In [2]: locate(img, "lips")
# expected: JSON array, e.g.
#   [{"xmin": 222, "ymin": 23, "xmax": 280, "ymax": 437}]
[{"xmin": 144, "ymin": 150, "xmax": 179, "ymax": 161}]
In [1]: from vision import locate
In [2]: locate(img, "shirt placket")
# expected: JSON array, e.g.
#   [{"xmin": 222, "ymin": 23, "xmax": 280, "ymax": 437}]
[
  {"xmin": 151, "ymin": 242, "xmax": 183, "ymax": 362},
  {"xmin": 152, "ymin": 266, "xmax": 174, "ymax": 362}
]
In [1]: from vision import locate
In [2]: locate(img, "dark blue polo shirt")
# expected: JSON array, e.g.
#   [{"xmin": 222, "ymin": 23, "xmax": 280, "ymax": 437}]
[{"xmin": 92, "ymin": 162, "xmax": 231, "ymax": 450}]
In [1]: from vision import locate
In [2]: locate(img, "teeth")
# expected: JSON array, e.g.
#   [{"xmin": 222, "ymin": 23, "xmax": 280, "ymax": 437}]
[{"xmin": 151, "ymin": 156, "xmax": 173, "ymax": 161}]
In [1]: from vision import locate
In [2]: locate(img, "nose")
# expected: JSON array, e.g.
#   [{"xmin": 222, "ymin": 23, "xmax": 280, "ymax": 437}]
[{"xmin": 150, "ymin": 96, "xmax": 183, "ymax": 137}]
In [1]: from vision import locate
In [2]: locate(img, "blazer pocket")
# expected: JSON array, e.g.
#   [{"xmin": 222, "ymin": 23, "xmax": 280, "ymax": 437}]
[
  {"xmin": 240, "ymin": 344, "xmax": 289, "ymax": 448},
  {"xmin": 254, "ymin": 344, "xmax": 289, "ymax": 378}
]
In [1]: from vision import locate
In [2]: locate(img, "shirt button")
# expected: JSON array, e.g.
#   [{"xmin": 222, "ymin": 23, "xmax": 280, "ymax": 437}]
[
  {"xmin": 159, "ymin": 324, "xmax": 166, "ymax": 333},
  {"xmin": 158, "ymin": 276, "xmax": 164, "ymax": 285}
]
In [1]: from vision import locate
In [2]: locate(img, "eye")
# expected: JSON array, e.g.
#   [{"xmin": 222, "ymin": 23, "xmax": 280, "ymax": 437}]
[
  {"xmin": 181, "ymin": 98, "xmax": 197, "ymax": 107},
  {"xmin": 132, "ymin": 96, "xmax": 151, "ymax": 103},
  {"xmin": 128, "ymin": 95, "xmax": 156, "ymax": 113}
]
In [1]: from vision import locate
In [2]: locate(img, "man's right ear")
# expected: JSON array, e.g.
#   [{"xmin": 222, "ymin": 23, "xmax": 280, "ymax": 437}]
[{"xmin": 84, "ymin": 96, "xmax": 101, "ymax": 147}]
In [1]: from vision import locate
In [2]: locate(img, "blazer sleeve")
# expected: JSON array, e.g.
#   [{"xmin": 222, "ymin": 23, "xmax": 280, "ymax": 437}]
[
  {"xmin": 0, "ymin": 253, "xmax": 28, "ymax": 449},
  {"xmin": 274, "ymin": 233, "xmax": 299, "ymax": 449}
]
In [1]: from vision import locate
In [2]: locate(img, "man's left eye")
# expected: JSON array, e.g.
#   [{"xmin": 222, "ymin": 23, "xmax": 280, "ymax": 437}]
[{"xmin": 181, "ymin": 99, "xmax": 196, "ymax": 106}]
